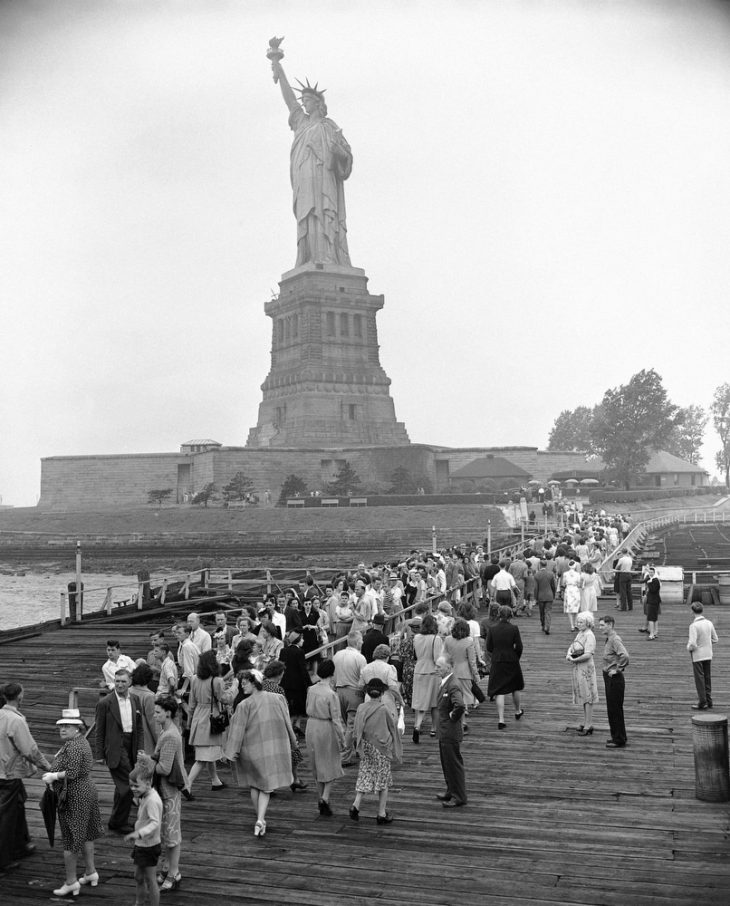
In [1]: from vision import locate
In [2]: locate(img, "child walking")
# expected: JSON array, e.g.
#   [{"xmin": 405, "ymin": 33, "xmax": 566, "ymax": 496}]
[
  {"xmin": 523, "ymin": 567, "xmax": 537, "ymax": 617},
  {"xmin": 125, "ymin": 763, "xmax": 163, "ymax": 906}
]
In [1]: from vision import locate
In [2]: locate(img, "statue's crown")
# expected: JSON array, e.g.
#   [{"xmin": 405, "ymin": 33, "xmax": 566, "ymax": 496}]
[{"xmin": 295, "ymin": 78, "xmax": 326, "ymax": 100}]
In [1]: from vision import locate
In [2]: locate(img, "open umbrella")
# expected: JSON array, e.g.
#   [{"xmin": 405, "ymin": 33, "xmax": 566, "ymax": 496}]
[
  {"xmin": 547, "ymin": 479, "xmax": 561, "ymax": 485},
  {"xmin": 527, "ymin": 479, "xmax": 541, "ymax": 485},
  {"xmin": 564, "ymin": 478, "xmax": 579, "ymax": 484},
  {"xmin": 39, "ymin": 786, "xmax": 58, "ymax": 847},
  {"xmin": 580, "ymin": 478, "xmax": 599, "ymax": 486}
]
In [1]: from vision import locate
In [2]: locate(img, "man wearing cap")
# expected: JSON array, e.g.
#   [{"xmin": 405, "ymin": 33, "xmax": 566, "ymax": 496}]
[
  {"xmin": 95, "ymin": 668, "xmax": 143, "ymax": 833},
  {"xmin": 360, "ymin": 613, "xmax": 390, "ymax": 663},
  {"xmin": 0, "ymin": 682, "xmax": 51, "ymax": 876},
  {"xmin": 434, "ymin": 655, "xmax": 467, "ymax": 808}
]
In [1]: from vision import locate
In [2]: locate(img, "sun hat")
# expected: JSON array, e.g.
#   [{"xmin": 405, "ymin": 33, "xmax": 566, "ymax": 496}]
[{"xmin": 56, "ymin": 708, "xmax": 85, "ymax": 727}]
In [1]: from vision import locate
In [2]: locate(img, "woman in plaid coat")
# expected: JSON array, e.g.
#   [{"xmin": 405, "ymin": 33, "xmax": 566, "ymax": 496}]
[{"xmin": 224, "ymin": 669, "xmax": 297, "ymax": 838}]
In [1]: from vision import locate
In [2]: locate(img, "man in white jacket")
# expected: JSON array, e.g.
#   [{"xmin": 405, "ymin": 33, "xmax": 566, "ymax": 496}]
[{"xmin": 687, "ymin": 602, "xmax": 719, "ymax": 710}]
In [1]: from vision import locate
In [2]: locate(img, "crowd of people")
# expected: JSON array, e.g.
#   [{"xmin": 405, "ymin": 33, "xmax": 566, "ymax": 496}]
[{"xmin": 1, "ymin": 506, "xmax": 723, "ymax": 897}]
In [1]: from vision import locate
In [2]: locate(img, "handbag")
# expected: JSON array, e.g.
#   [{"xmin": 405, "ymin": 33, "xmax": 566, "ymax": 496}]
[
  {"xmin": 209, "ymin": 678, "xmax": 230, "ymax": 735},
  {"xmin": 152, "ymin": 750, "xmax": 187, "ymax": 792},
  {"xmin": 569, "ymin": 641, "xmax": 585, "ymax": 659}
]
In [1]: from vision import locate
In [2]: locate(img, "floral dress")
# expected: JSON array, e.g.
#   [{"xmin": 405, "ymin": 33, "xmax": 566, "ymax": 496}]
[
  {"xmin": 568, "ymin": 629, "xmax": 599, "ymax": 706},
  {"xmin": 398, "ymin": 634, "xmax": 416, "ymax": 707},
  {"xmin": 51, "ymin": 734, "xmax": 103, "ymax": 853}
]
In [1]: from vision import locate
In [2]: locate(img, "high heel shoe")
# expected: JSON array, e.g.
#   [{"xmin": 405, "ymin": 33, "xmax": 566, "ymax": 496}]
[
  {"xmin": 290, "ymin": 779, "xmax": 308, "ymax": 792},
  {"xmin": 253, "ymin": 819, "xmax": 266, "ymax": 837},
  {"xmin": 53, "ymin": 881, "xmax": 80, "ymax": 897},
  {"xmin": 576, "ymin": 726, "xmax": 594, "ymax": 736},
  {"xmin": 211, "ymin": 781, "xmax": 226, "ymax": 791},
  {"xmin": 514, "ymin": 709, "xmax": 524, "ymax": 720},
  {"xmin": 181, "ymin": 788, "xmax": 194, "ymax": 801},
  {"xmin": 349, "ymin": 805, "xmax": 359, "ymax": 822},
  {"xmin": 498, "ymin": 722, "xmax": 506, "ymax": 730},
  {"xmin": 78, "ymin": 871, "xmax": 99, "ymax": 887},
  {"xmin": 376, "ymin": 813, "xmax": 393, "ymax": 825}
]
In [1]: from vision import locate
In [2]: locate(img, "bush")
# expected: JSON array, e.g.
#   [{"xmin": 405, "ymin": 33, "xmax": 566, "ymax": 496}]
[{"xmin": 589, "ymin": 487, "xmax": 716, "ymax": 504}]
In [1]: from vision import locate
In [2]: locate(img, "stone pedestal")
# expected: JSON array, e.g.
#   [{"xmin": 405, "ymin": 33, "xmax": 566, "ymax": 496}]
[{"xmin": 246, "ymin": 264, "xmax": 409, "ymax": 448}]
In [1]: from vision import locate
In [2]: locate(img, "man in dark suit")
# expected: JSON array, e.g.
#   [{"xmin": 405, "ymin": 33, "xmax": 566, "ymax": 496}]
[
  {"xmin": 535, "ymin": 560, "xmax": 557, "ymax": 635},
  {"xmin": 210, "ymin": 610, "xmax": 236, "ymax": 646},
  {"xmin": 434, "ymin": 654, "xmax": 467, "ymax": 808},
  {"xmin": 95, "ymin": 668, "xmax": 143, "ymax": 833}
]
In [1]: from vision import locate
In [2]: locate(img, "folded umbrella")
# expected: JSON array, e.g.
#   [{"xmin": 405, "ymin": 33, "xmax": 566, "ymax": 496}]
[{"xmin": 39, "ymin": 786, "xmax": 58, "ymax": 847}]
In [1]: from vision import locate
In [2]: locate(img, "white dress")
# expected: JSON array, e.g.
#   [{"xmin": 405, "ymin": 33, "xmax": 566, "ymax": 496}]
[
  {"xmin": 563, "ymin": 570, "xmax": 581, "ymax": 614},
  {"xmin": 580, "ymin": 574, "xmax": 600, "ymax": 612}
]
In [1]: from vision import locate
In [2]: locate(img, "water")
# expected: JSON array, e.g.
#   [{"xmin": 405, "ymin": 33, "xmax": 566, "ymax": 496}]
[{"xmin": 0, "ymin": 571, "xmax": 137, "ymax": 630}]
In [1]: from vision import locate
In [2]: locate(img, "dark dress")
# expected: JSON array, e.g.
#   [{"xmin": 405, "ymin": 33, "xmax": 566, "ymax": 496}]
[
  {"xmin": 644, "ymin": 577, "xmax": 662, "ymax": 621},
  {"xmin": 279, "ymin": 643, "xmax": 312, "ymax": 716},
  {"xmin": 486, "ymin": 621, "xmax": 524, "ymax": 696},
  {"xmin": 51, "ymin": 734, "xmax": 104, "ymax": 853},
  {"xmin": 300, "ymin": 606, "xmax": 321, "ymax": 657}
]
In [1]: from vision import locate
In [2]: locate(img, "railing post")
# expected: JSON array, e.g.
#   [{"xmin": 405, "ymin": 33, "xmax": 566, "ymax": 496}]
[
  {"xmin": 183, "ymin": 574, "xmax": 191, "ymax": 600},
  {"xmin": 432, "ymin": 525, "xmax": 437, "ymax": 555},
  {"xmin": 487, "ymin": 520, "xmax": 492, "ymax": 557},
  {"xmin": 266, "ymin": 569, "xmax": 272, "ymax": 598},
  {"xmin": 104, "ymin": 587, "xmax": 114, "ymax": 614},
  {"xmin": 228, "ymin": 569, "xmax": 233, "ymax": 591},
  {"xmin": 161, "ymin": 578, "xmax": 168, "ymax": 606},
  {"xmin": 135, "ymin": 583, "xmax": 142, "ymax": 611},
  {"xmin": 60, "ymin": 592, "xmax": 67, "ymax": 626},
  {"xmin": 75, "ymin": 540, "xmax": 82, "ymax": 620}
]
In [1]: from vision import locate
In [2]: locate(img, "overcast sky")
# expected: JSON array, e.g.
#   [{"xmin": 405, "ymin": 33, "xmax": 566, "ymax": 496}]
[{"xmin": 1, "ymin": 0, "xmax": 729, "ymax": 506}]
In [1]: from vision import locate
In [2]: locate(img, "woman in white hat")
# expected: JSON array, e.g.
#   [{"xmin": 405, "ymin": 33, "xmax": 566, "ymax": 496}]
[{"xmin": 42, "ymin": 708, "xmax": 103, "ymax": 897}]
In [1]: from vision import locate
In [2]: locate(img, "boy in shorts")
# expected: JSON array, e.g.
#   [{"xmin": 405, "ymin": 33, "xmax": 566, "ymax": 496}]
[{"xmin": 125, "ymin": 763, "xmax": 163, "ymax": 906}]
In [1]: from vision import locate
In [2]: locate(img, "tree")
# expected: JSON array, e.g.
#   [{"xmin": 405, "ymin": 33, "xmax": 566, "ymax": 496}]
[
  {"xmin": 591, "ymin": 369, "xmax": 679, "ymax": 489},
  {"xmin": 387, "ymin": 466, "xmax": 433, "ymax": 494},
  {"xmin": 710, "ymin": 383, "xmax": 730, "ymax": 488},
  {"xmin": 278, "ymin": 474, "xmax": 308, "ymax": 504},
  {"xmin": 666, "ymin": 404, "xmax": 708, "ymax": 465},
  {"xmin": 547, "ymin": 406, "xmax": 596, "ymax": 452},
  {"xmin": 222, "ymin": 471, "xmax": 254, "ymax": 502},
  {"xmin": 327, "ymin": 461, "xmax": 361, "ymax": 496},
  {"xmin": 192, "ymin": 482, "xmax": 217, "ymax": 507},
  {"xmin": 388, "ymin": 466, "xmax": 418, "ymax": 494},
  {"xmin": 147, "ymin": 488, "xmax": 173, "ymax": 506}
]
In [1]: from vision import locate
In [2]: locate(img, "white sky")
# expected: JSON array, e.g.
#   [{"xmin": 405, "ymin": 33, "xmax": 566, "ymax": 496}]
[{"xmin": 1, "ymin": 0, "xmax": 729, "ymax": 506}]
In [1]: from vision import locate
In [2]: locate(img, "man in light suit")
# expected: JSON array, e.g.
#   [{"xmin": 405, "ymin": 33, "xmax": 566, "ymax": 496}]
[
  {"xmin": 95, "ymin": 668, "xmax": 143, "ymax": 833},
  {"xmin": 687, "ymin": 602, "xmax": 719, "ymax": 710},
  {"xmin": 435, "ymin": 654, "xmax": 467, "ymax": 808}
]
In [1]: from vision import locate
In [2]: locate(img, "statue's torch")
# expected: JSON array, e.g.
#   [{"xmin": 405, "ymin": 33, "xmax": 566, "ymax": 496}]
[{"xmin": 266, "ymin": 37, "xmax": 285, "ymax": 83}]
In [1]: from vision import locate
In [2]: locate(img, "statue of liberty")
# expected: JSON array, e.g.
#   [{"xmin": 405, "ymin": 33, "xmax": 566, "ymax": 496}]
[{"xmin": 267, "ymin": 39, "xmax": 352, "ymax": 267}]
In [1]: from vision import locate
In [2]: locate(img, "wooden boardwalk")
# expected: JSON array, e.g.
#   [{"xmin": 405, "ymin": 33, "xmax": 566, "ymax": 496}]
[{"xmin": 2, "ymin": 599, "xmax": 729, "ymax": 906}]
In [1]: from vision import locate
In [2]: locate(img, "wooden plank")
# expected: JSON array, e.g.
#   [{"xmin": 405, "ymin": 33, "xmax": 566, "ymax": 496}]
[{"xmin": 1, "ymin": 600, "xmax": 728, "ymax": 905}]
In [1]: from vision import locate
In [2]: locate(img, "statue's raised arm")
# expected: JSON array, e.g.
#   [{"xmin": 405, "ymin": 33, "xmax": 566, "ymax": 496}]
[{"xmin": 265, "ymin": 38, "xmax": 352, "ymax": 268}]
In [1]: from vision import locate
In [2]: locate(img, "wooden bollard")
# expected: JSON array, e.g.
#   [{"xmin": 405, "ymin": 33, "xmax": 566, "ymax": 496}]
[{"xmin": 691, "ymin": 712, "xmax": 730, "ymax": 802}]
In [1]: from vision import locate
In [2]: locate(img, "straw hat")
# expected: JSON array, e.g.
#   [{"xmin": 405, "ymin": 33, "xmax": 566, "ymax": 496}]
[{"xmin": 56, "ymin": 708, "xmax": 85, "ymax": 727}]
